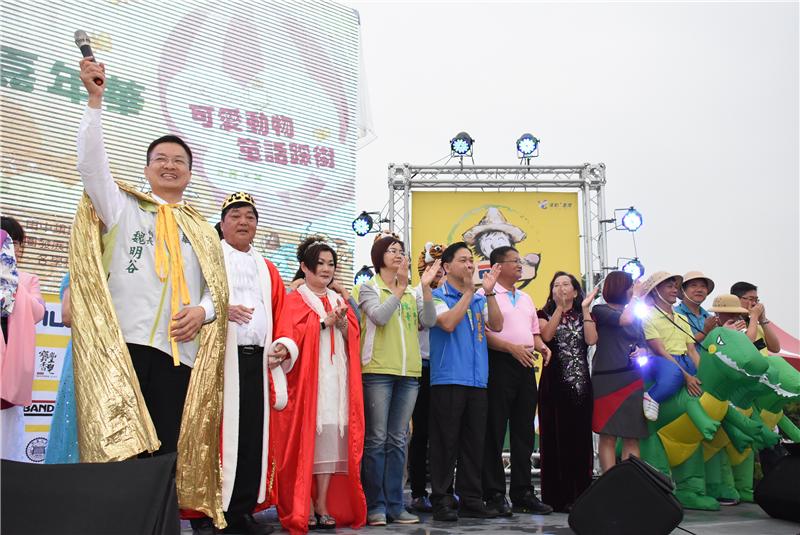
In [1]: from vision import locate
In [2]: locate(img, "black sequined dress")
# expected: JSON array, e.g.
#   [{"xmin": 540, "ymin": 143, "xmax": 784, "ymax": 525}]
[{"xmin": 537, "ymin": 308, "xmax": 594, "ymax": 512}]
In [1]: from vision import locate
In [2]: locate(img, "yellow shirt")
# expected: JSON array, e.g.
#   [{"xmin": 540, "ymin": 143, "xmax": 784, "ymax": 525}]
[
  {"xmin": 644, "ymin": 308, "xmax": 695, "ymax": 354},
  {"xmin": 755, "ymin": 324, "xmax": 769, "ymax": 356}
]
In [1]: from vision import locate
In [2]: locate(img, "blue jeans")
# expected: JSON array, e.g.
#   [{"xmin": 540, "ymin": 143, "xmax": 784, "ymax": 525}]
[
  {"xmin": 644, "ymin": 354, "xmax": 697, "ymax": 402},
  {"xmin": 361, "ymin": 373, "xmax": 420, "ymax": 517}
]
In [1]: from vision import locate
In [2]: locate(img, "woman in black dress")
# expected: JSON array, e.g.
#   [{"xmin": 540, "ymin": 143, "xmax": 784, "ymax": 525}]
[
  {"xmin": 538, "ymin": 271, "xmax": 597, "ymax": 513},
  {"xmin": 590, "ymin": 271, "xmax": 649, "ymax": 473}
]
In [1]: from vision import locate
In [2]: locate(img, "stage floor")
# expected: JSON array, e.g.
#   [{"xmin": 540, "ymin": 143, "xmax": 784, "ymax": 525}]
[{"xmin": 181, "ymin": 503, "xmax": 798, "ymax": 534}]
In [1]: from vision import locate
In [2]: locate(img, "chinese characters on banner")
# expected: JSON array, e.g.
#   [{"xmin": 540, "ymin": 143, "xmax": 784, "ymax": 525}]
[
  {"xmin": 1, "ymin": 45, "xmax": 145, "ymax": 116},
  {"xmin": 189, "ymin": 104, "xmax": 335, "ymax": 168}
]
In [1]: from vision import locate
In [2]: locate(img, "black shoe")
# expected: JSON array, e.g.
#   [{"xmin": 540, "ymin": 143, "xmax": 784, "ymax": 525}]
[
  {"xmin": 190, "ymin": 517, "xmax": 216, "ymax": 535},
  {"xmin": 458, "ymin": 502, "xmax": 499, "ymax": 519},
  {"xmin": 512, "ymin": 491, "xmax": 553, "ymax": 515},
  {"xmin": 432, "ymin": 506, "xmax": 458, "ymax": 522},
  {"xmin": 222, "ymin": 514, "xmax": 274, "ymax": 535},
  {"xmin": 485, "ymin": 493, "xmax": 513, "ymax": 517},
  {"xmin": 432, "ymin": 496, "xmax": 459, "ymax": 521}
]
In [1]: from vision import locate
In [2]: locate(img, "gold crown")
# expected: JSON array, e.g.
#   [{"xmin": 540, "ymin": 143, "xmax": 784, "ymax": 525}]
[{"xmin": 221, "ymin": 191, "xmax": 256, "ymax": 211}]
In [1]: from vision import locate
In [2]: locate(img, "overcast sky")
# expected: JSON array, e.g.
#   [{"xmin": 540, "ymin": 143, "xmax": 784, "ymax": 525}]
[{"xmin": 348, "ymin": 1, "xmax": 799, "ymax": 337}]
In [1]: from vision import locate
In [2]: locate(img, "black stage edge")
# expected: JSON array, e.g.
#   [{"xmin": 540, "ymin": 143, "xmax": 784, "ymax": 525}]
[{"xmin": 1, "ymin": 452, "xmax": 180, "ymax": 535}]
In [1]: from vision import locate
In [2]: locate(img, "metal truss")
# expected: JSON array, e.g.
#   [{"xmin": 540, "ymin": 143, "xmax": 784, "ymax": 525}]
[{"xmin": 387, "ymin": 163, "xmax": 610, "ymax": 289}]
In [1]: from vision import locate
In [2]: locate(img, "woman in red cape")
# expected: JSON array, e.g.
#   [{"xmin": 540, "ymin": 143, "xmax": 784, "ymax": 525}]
[{"xmin": 270, "ymin": 237, "xmax": 366, "ymax": 534}]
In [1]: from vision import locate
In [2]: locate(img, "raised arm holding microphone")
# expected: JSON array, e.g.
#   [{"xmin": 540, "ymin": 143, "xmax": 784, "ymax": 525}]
[{"xmin": 72, "ymin": 57, "xmax": 230, "ymax": 530}]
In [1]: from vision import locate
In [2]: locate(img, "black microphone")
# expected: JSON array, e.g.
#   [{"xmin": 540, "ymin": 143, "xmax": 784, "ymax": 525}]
[{"xmin": 73, "ymin": 30, "xmax": 103, "ymax": 86}]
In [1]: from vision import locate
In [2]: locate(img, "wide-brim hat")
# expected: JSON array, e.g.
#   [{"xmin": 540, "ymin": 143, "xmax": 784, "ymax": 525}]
[
  {"xmin": 682, "ymin": 270, "xmax": 715, "ymax": 294},
  {"xmin": 641, "ymin": 271, "xmax": 683, "ymax": 298},
  {"xmin": 462, "ymin": 207, "xmax": 526, "ymax": 244},
  {"xmin": 709, "ymin": 294, "xmax": 748, "ymax": 314}
]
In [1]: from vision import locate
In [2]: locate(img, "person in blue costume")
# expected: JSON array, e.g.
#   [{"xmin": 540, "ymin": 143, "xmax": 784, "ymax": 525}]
[{"xmin": 45, "ymin": 273, "xmax": 79, "ymax": 464}]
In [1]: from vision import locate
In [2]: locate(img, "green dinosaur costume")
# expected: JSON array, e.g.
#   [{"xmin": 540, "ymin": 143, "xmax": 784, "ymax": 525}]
[
  {"xmin": 706, "ymin": 355, "xmax": 800, "ymax": 502},
  {"xmin": 639, "ymin": 328, "xmax": 769, "ymax": 510}
]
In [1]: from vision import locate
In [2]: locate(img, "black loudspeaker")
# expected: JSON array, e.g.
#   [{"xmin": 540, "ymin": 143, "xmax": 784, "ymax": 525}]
[
  {"xmin": 568, "ymin": 455, "xmax": 683, "ymax": 535},
  {"xmin": 1, "ymin": 453, "xmax": 180, "ymax": 535},
  {"xmin": 755, "ymin": 443, "xmax": 800, "ymax": 523}
]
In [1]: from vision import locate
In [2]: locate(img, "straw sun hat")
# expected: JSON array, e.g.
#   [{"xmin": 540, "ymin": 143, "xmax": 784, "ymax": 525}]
[
  {"xmin": 709, "ymin": 294, "xmax": 748, "ymax": 314},
  {"xmin": 681, "ymin": 271, "xmax": 715, "ymax": 294},
  {"xmin": 640, "ymin": 271, "xmax": 683, "ymax": 298}
]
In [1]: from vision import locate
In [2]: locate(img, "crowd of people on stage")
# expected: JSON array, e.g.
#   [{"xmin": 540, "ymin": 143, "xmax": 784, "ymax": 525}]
[{"xmin": 0, "ymin": 57, "xmax": 786, "ymax": 535}]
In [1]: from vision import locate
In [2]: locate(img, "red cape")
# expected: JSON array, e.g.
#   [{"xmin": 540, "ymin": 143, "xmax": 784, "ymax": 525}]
[{"xmin": 271, "ymin": 291, "xmax": 366, "ymax": 535}]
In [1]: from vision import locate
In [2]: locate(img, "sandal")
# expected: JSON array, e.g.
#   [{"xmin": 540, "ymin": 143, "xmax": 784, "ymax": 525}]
[
  {"xmin": 308, "ymin": 514, "xmax": 318, "ymax": 530},
  {"xmin": 317, "ymin": 514, "xmax": 336, "ymax": 530}
]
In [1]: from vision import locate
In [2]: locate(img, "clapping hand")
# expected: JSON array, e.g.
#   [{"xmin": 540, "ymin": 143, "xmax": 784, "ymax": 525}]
[
  {"xmin": 582, "ymin": 287, "xmax": 599, "ymax": 309},
  {"xmin": 481, "ymin": 264, "xmax": 502, "ymax": 294},
  {"xmin": 328, "ymin": 279, "xmax": 350, "ymax": 301},
  {"xmin": 420, "ymin": 259, "xmax": 442, "ymax": 288},
  {"xmin": 333, "ymin": 304, "xmax": 349, "ymax": 332},
  {"xmin": 554, "ymin": 290, "xmax": 572, "ymax": 311},
  {"xmin": 632, "ymin": 278, "xmax": 647, "ymax": 298},
  {"xmin": 396, "ymin": 256, "xmax": 410, "ymax": 289},
  {"xmin": 722, "ymin": 318, "xmax": 747, "ymax": 331}
]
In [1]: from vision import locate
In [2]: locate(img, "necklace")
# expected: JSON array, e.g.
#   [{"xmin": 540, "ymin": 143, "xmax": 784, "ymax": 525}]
[{"xmin": 308, "ymin": 286, "xmax": 328, "ymax": 297}]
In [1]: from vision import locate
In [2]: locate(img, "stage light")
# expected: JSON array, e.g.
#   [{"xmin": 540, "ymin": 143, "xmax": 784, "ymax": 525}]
[
  {"xmin": 621, "ymin": 207, "xmax": 643, "ymax": 232},
  {"xmin": 633, "ymin": 301, "xmax": 650, "ymax": 319},
  {"xmin": 354, "ymin": 265, "xmax": 375, "ymax": 286},
  {"xmin": 516, "ymin": 133, "xmax": 539, "ymax": 158},
  {"xmin": 622, "ymin": 258, "xmax": 645, "ymax": 280},
  {"xmin": 352, "ymin": 212, "xmax": 374, "ymax": 236},
  {"xmin": 450, "ymin": 131, "xmax": 474, "ymax": 157}
]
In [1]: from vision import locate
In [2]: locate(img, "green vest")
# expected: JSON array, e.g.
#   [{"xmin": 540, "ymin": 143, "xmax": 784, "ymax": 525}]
[{"xmin": 359, "ymin": 277, "xmax": 423, "ymax": 377}]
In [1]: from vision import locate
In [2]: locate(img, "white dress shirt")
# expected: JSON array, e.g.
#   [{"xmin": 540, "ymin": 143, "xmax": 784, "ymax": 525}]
[
  {"xmin": 223, "ymin": 241, "xmax": 268, "ymax": 346},
  {"xmin": 76, "ymin": 106, "xmax": 214, "ymax": 367}
]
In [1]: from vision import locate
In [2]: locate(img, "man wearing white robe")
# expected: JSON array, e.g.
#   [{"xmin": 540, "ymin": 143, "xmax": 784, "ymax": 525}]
[{"xmin": 192, "ymin": 192, "xmax": 297, "ymax": 535}]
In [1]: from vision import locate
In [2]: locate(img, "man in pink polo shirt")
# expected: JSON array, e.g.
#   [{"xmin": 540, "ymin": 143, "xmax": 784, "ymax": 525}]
[{"xmin": 480, "ymin": 246, "xmax": 553, "ymax": 516}]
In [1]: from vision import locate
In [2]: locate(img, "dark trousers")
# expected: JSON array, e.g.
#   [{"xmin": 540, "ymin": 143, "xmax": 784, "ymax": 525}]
[
  {"xmin": 429, "ymin": 384, "xmax": 488, "ymax": 509},
  {"xmin": 482, "ymin": 349, "xmax": 538, "ymax": 501},
  {"xmin": 128, "ymin": 344, "xmax": 191, "ymax": 456},
  {"xmin": 226, "ymin": 345, "xmax": 266, "ymax": 520},
  {"xmin": 408, "ymin": 364, "xmax": 431, "ymax": 498}
]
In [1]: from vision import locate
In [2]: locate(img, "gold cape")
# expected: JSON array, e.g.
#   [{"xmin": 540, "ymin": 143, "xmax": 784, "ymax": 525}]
[{"xmin": 69, "ymin": 181, "xmax": 229, "ymax": 527}]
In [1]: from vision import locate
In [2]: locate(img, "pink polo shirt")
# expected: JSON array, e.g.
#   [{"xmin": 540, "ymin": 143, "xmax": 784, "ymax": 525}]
[{"xmin": 478, "ymin": 282, "xmax": 540, "ymax": 347}]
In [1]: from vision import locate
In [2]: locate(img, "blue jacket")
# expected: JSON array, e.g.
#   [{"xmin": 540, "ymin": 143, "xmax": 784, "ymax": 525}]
[{"xmin": 429, "ymin": 282, "xmax": 489, "ymax": 388}]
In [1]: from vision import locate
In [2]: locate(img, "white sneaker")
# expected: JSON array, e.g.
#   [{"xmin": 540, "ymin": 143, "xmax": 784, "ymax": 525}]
[
  {"xmin": 390, "ymin": 510, "xmax": 420, "ymax": 524},
  {"xmin": 643, "ymin": 392, "xmax": 659, "ymax": 421}
]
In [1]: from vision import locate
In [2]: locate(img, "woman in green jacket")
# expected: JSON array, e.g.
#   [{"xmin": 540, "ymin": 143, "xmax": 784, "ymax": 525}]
[{"xmin": 357, "ymin": 236, "xmax": 439, "ymax": 526}]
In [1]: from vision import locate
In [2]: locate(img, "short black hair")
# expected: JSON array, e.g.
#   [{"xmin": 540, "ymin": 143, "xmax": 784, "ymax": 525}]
[
  {"xmin": 295, "ymin": 235, "xmax": 338, "ymax": 279},
  {"xmin": 441, "ymin": 241, "xmax": 470, "ymax": 264},
  {"xmin": 221, "ymin": 202, "xmax": 259, "ymax": 222},
  {"xmin": 730, "ymin": 281, "xmax": 757, "ymax": 297},
  {"xmin": 146, "ymin": 135, "xmax": 193, "ymax": 170},
  {"xmin": 1, "ymin": 216, "xmax": 25, "ymax": 244},
  {"xmin": 214, "ymin": 221, "xmax": 223, "ymax": 240},
  {"xmin": 489, "ymin": 246, "xmax": 518, "ymax": 266}
]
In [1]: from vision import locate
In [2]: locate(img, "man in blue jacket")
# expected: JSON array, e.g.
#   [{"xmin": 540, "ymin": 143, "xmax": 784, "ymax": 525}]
[{"xmin": 428, "ymin": 242, "xmax": 504, "ymax": 521}]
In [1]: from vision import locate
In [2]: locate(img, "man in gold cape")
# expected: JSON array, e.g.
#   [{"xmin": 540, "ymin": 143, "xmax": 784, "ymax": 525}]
[{"xmin": 71, "ymin": 57, "xmax": 229, "ymax": 529}]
